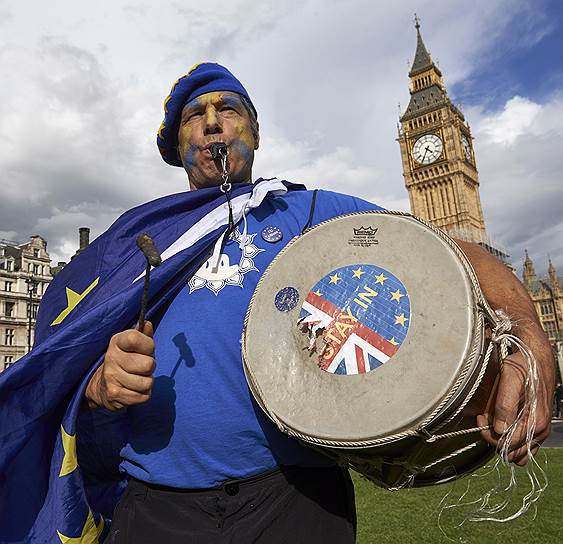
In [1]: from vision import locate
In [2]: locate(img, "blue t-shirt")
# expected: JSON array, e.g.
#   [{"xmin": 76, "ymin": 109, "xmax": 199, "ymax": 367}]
[{"xmin": 120, "ymin": 188, "xmax": 381, "ymax": 488}]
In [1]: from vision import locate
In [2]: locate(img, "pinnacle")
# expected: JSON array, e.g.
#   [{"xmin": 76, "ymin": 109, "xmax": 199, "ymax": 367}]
[{"xmin": 409, "ymin": 15, "xmax": 434, "ymax": 75}]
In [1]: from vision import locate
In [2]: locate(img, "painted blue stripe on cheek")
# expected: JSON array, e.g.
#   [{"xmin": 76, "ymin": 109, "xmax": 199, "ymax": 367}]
[
  {"xmin": 183, "ymin": 144, "xmax": 198, "ymax": 167},
  {"xmin": 231, "ymin": 139, "xmax": 252, "ymax": 162}
]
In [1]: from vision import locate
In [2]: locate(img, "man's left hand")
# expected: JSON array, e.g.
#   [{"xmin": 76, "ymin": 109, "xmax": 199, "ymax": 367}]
[
  {"xmin": 478, "ymin": 347, "xmax": 553, "ymax": 465},
  {"xmin": 454, "ymin": 238, "xmax": 555, "ymax": 466}
]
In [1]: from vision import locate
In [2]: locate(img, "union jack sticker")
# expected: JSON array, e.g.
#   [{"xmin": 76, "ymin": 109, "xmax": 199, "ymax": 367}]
[{"xmin": 298, "ymin": 264, "xmax": 411, "ymax": 375}]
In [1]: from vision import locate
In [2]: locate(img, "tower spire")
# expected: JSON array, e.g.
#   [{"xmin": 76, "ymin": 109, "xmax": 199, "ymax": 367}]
[
  {"xmin": 409, "ymin": 14, "xmax": 435, "ymax": 76},
  {"xmin": 548, "ymin": 256, "xmax": 559, "ymax": 288},
  {"xmin": 523, "ymin": 249, "xmax": 537, "ymax": 289}
]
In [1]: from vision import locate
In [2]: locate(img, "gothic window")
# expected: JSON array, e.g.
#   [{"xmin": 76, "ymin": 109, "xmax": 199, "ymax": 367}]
[
  {"xmin": 4, "ymin": 329, "xmax": 15, "ymax": 346},
  {"xmin": 3, "ymin": 356, "xmax": 14, "ymax": 370},
  {"xmin": 28, "ymin": 303, "xmax": 39, "ymax": 319},
  {"xmin": 4, "ymin": 281, "xmax": 13, "ymax": 292},
  {"xmin": 543, "ymin": 321, "xmax": 557, "ymax": 339},
  {"xmin": 33, "ymin": 264, "xmax": 40, "ymax": 275},
  {"xmin": 5, "ymin": 302, "xmax": 15, "ymax": 317}
]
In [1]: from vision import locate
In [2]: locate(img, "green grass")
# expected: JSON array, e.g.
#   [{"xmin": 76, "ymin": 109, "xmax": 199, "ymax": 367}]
[{"xmin": 353, "ymin": 448, "xmax": 562, "ymax": 543}]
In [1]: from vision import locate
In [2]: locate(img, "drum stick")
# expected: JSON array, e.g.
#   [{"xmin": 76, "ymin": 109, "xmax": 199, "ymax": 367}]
[{"xmin": 136, "ymin": 233, "xmax": 162, "ymax": 331}]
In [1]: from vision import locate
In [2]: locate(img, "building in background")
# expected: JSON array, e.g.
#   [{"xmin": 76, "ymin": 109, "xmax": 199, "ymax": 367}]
[
  {"xmin": 522, "ymin": 252, "xmax": 563, "ymax": 382},
  {"xmin": 397, "ymin": 16, "xmax": 561, "ymax": 387},
  {"xmin": 0, "ymin": 227, "xmax": 91, "ymax": 372},
  {"xmin": 0, "ymin": 236, "xmax": 53, "ymax": 370},
  {"xmin": 72, "ymin": 227, "xmax": 90, "ymax": 260},
  {"xmin": 397, "ymin": 17, "xmax": 509, "ymax": 264}
]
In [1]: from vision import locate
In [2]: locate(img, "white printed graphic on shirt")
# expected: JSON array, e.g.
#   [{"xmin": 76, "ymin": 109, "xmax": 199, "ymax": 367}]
[{"xmin": 188, "ymin": 228, "xmax": 265, "ymax": 295}]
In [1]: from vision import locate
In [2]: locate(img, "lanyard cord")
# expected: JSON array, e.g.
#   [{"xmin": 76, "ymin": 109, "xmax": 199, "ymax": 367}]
[{"xmin": 217, "ymin": 146, "xmax": 235, "ymax": 239}]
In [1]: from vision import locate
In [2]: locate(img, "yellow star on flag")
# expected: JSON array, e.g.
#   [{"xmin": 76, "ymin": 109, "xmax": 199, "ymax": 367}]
[
  {"xmin": 389, "ymin": 337, "xmax": 399, "ymax": 346},
  {"xmin": 374, "ymin": 272, "xmax": 387, "ymax": 285},
  {"xmin": 57, "ymin": 510, "xmax": 104, "ymax": 544},
  {"xmin": 329, "ymin": 273, "xmax": 341, "ymax": 284},
  {"xmin": 59, "ymin": 425, "xmax": 78, "ymax": 477},
  {"xmin": 314, "ymin": 289, "xmax": 322, "ymax": 296},
  {"xmin": 51, "ymin": 277, "xmax": 100, "ymax": 326},
  {"xmin": 394, "ymin": 313, "xmax": 408, "ymax": 327},
  {"xmin": 390, "ymin": 289, "xmax": 404, "ymax": 302},
  {"xmin": 352, "ymin": 268, "xmax": 365, "ymax": 279}
]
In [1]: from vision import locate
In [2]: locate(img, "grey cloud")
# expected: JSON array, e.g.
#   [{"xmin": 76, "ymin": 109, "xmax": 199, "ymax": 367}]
[
  {"xmin": 473, "ymin": 99, "xmax": 563, "ymax": 275},
  {"xmin": 0, "ymin": 38, "xmax": 187, "ymax": 263},
  {"xmin": 0, "ymin": 0, "xmax": 559, "ymax": 274}
]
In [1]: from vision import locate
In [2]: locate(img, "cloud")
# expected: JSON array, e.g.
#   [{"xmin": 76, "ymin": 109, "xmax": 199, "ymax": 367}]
[
  {"xmin": 0, "ymin": 0, "xmax": 559, "ymax": 277},
  {"xmin": 0, "ymin": 37, "xmax": 186, "ymax": 263},
  {"xmin": 468, "ymin": 93, "xmax": 563, "ymax": 275},
  {"xmin": 478, "ymin": 96, "xmax": 541, "ymax": 146}
]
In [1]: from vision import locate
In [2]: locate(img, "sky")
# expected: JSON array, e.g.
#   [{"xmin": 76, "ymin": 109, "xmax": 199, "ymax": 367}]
[{"xmin": 0, "ymin": 0, "xmax": 561, "ymax": 277}]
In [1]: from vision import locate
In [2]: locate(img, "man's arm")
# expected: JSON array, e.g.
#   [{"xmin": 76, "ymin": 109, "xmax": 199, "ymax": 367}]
[{"xmin": 455, "ymin": 239, "xmax": 555, "ymax": 465}]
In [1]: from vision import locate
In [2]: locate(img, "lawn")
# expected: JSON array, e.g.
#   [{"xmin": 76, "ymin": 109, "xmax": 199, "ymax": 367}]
[{"xmin": 353, "ymin": 448, "xmax": 562, "ymax": 543}]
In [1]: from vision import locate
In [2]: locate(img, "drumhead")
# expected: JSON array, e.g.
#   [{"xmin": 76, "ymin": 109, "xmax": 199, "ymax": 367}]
[{"xmin": 242, "ymin": 212, "xmax": 481, "ymax": 444}]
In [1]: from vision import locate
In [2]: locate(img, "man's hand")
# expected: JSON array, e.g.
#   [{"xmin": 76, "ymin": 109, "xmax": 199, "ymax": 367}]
[
  {"xmin": 455, "ymin": 240, "xmax": 555, "ymax": 466},
  {"xmin": 477, "ymin": 341, "xmax": 553, "ymax": 465},
  {"xmin": 85, "ymin": 321, "xmax": 155, "ymax": 411}
]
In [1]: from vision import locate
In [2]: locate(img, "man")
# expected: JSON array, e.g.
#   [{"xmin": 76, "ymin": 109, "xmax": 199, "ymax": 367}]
[
  {"xmin": 0, "ymin": 63, "xmax": 549, "ymax": 543},
  {"xmin": 77, "ymin": 63, "xmax": 554, "ymax": 543}
]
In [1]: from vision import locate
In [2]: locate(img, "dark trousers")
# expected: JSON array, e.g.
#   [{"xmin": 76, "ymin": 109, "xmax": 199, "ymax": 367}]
[{"xmin": 105, "ymin": 466, "xmax": 356, "ymax": 543}]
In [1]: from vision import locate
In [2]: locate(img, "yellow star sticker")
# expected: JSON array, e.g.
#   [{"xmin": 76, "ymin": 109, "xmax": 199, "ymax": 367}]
[
  {"xmin": 329, "ymin": 273, "xmax": 341, "ymax": 284},
  {"xmin": 51, "ymin": 277, "xmax": 100, "ymax": 326},
  {"xmin": 390, "ymin": 289, "xmax": 404, "ymax": 302},
  {"xmin": 352, "ymin": 268, "xmax": 365, "ymax": 279},
  {"xmin": 59, "ymin": 425, "xmax": 78, "ymax": 477},
  {"xmin": 374, "ymin": 272, "xmax": 387, "ymax": 285},
  {"xmin": 394, "ymin": 313, "xmax": 408, "ymax": 327},
  {"xmin": 314, "ymin": 289, "xmax": 322, "ymax": 296},
  {"xmin": 389, "ymin": 337, "xmax": 399, "ymax": 346},
  {"xmin": 57, "ymin": 510, "xmax": 104, "ymax": 544}
]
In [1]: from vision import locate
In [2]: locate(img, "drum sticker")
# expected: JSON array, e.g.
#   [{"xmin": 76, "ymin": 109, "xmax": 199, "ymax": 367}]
[
  {"xmin": 297, "ymin": 265, "xmax": 410, "ymax": 375},
  {"xmin": 275, "ymin": 286, "xmax": 300, "ymax": 312}
]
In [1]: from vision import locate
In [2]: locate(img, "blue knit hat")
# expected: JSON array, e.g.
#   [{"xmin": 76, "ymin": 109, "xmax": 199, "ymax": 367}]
[{"xmin": 157, "ymin": 62, "xmax": 257, "ymax": 167}]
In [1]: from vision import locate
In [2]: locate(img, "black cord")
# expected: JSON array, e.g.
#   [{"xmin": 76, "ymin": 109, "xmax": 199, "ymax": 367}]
[{"xmin": 301, "ymin": 189, "xmax": 318, "ymax": 234}]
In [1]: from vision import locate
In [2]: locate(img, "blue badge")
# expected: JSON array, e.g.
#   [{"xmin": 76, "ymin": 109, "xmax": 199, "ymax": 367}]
[
  {"xmin": 275, "ymin": 287, "xmax": 299, "ymax": 312},
  {"xmin": 261, "ymin": 225, "xmax": 283, "ymax": 243}
]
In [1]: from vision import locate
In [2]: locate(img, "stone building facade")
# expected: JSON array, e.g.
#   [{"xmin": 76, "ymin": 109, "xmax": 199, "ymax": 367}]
[
  {"xmin": 522, "ymin": 252, "xmax": 563, "ymax": 381},
  {"xmin": 397, "ymin": 18, "xmax": 508, "ymax": 263},
  {"xmin": 0, "ymin": 236, "xmax": 53, "ymax": 370},
  {"xmin": 397, "ymin": 17, "xmax": 561, "ymax": 384}
]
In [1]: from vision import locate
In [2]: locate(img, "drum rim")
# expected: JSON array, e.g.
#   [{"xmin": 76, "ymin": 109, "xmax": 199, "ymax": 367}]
[{"xmin": 242, "ymin": 210, "xmax": 496, "ymax": 448}]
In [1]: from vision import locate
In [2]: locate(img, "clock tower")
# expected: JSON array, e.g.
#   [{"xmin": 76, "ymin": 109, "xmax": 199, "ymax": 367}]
[{"xmin": 397, "ymin": 17, "xmax": 487, "ymax": 243}]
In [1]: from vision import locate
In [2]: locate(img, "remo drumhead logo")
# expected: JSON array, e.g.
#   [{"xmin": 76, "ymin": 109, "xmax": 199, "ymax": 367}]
[{"xmin": 298, "ymin": 264, "xmax": 411, "ymax": 375}]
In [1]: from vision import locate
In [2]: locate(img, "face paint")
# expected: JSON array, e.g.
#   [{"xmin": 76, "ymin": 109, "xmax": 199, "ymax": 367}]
[
  {"xmin": 177, "ymin": 91, "xmax": 258, "ymax": 189},
  {"xmin": 221, "ymin": 94, "xmax": 243, "ymax": 109},
  {"xmin": 183, "ymin": 144, "xmax": 199, "ymax": 168},
  {"xmin": 230, "ymin": 139, "xmax": 252, "ymax": 163}
]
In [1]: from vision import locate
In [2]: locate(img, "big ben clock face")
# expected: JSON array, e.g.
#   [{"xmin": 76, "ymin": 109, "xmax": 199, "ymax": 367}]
[
  {"xmin": 461, "ymin": 134, "xmax": 472, "ymax": 161},
  {"xmin": 412, "ymin": 134, "xmax": 443, "ymax": 165}
]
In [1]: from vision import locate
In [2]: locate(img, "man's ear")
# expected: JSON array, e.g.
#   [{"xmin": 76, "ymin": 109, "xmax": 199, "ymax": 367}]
[{"xmin": 254, "ymin": 122, "xmax": 260, "ymax": 150}]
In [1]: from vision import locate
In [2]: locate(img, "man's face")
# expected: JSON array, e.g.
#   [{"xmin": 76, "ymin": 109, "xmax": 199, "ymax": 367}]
[{"xmin": 177, "ymin": 91, "xmax": 259, "ymax": 190}]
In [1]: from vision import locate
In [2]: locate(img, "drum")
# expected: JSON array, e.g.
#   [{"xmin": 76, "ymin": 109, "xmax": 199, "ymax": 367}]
[{"xmin": 242, "ymin": 211, "xmax": 506, "ymax": 489}]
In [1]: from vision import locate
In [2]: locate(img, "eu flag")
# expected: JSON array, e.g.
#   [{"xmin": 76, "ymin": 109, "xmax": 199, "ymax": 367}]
[{"xmin": 0, "ymin": 178, "xmax": 298, "ymax": 543}]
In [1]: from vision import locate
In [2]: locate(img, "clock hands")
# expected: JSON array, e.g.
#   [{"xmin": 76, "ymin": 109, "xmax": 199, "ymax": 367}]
[{"xmin": 413, "ymin": 134, "xmax": 442, "ymax": 165}]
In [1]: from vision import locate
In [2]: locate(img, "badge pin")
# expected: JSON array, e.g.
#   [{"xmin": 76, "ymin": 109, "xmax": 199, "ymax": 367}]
[
  {"xmin": 261, "ymin": 225, "xmax": 283, "ymax": 243},
  {"xmin": 274, "ymin": 287, "xmax": 299, "ymax": 312}
]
